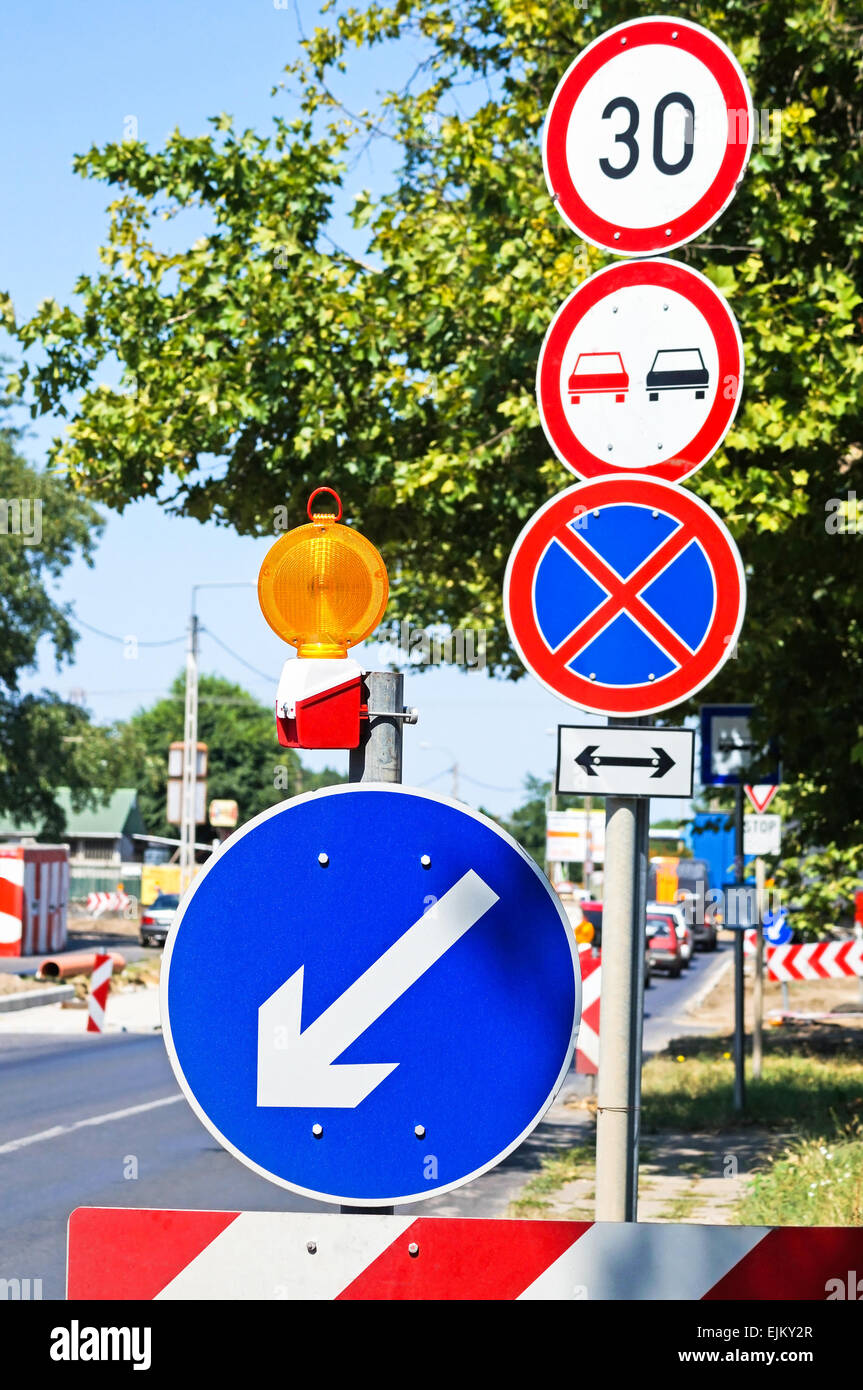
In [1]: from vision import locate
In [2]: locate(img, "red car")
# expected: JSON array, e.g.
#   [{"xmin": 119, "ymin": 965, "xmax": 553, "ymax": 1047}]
[
  {"xmin": 646, "ymin": 913, "xmax": 683, "ymax": 977},
  {"xmin": 568, "ymin": 352, "xmax": 629, "ymax": 404}
]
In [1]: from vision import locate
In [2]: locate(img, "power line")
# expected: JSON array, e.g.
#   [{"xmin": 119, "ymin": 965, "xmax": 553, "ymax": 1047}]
[
  {"xmin": 200, "ymin": 627, "xmax": 277, "ymax": 683},
  {"xmin": 75, "ymin": 617, "xmax": 185, "ymax": 647}
]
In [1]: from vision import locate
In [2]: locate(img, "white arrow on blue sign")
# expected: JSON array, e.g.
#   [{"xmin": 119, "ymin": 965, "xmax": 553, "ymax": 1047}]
[{"xmin": 162, "ymin": 785, "xmax": 581, "ymax": 1208}]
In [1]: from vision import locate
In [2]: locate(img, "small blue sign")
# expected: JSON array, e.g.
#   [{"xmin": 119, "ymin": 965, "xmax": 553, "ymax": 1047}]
[
  {"xmin": 700, "ymin": 704, "xmax": 780, "ymax": 787},
  {"xmin": 763, "ymin": 909, "xmax": 792, "ymax": 946},
  {"xmin": 162, "ymin": 785, "xmax": 580, "ymax": 1208}
]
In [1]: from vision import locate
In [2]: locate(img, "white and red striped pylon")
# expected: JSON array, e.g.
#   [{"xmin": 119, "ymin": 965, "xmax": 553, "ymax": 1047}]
[
  {"xmin": 767, "ymin": 939, "xmax": 863, "ymax": 982},
  {"xmin": 575, "ymin": 946, "xmax": 600, "ymax": 1074},
  {"xmin": 86, "ymin": 953, "xmax": 114, "ymax": 1033},
  {"xmin": 67, "ymin": 1209, "xmax": 863, "ymax": 1301}
]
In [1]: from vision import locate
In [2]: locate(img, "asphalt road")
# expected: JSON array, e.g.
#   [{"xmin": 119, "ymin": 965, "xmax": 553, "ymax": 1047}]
[{"xmin": 0, "ymin": 944, "xmax": 729, "ymax": 1298}]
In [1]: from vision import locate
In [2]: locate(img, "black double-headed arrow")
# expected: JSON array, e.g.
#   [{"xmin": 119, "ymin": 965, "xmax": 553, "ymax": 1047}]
[{"xmin": 576, "ymin": 744, "xmax": 676, "ymax": 779}]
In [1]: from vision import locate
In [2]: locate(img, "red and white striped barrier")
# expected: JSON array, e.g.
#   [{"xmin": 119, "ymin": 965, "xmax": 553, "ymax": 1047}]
[
  {"xmin": 67, "ymin": 1210, "xmax": 863, "ymax": 1301},
  {"xmin": 86, "ymin": 891, "xmax": 130, "ymax": 919},
  {"xmin": 767, "ymin": 939, "xmax": 863, "ymax": 982},
  {"xmin": 575, "ymin": 946, "xmax": 600, "ymax": 1075},
  {"xmin": 86, "ymin": 953, "xmax": 114, "ymax": 1033},
  {"xmin": 0, "ymin": 846, "xmax": 69, "ymax": 957}
]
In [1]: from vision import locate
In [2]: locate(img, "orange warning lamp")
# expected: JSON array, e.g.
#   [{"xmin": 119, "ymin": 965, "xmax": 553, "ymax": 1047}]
[
  {"xmin": 259, "ymin": 489, "xmax": 389, "ymax": 750},
  {"xmin": 258, "ymin": 488, "xmax": 388, "ymax": 659},
  {"xmin": 574, "ymin": 917, "xmax": 595, "ymax": 946}
]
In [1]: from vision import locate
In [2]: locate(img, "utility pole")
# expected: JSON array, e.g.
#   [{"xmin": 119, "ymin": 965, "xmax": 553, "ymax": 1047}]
[
  {"xmin": 180, "ymin": 581, "xmax": 257, "ymax": 895},
  {"xmin": 179, "ymin": 613, "xmax": 199, "ymax": 894}
]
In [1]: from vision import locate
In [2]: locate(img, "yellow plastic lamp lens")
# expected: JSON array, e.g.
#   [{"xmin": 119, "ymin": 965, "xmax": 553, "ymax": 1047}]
[
  {"xmin": 257, "ymin": 488, "xmax": 389, "ymax": 657},
  {"xmin": 574, "ymin": 918, "xmax": 595, "ymax": 945}
]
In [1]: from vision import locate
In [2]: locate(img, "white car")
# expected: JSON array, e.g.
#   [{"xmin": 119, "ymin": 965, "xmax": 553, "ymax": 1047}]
[{"xmin": 646, "ymin": 901, "xmax": 693, "ymax": 966}]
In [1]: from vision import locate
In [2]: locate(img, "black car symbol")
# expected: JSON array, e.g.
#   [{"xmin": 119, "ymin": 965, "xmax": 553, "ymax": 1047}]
[{"xmin": 646, "ymin": 348, "xmax": 709, "ymax": 401}]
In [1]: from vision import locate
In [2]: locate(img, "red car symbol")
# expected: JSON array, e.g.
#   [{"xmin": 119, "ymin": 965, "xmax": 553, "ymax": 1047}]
[{"xmin": 568, "ymin": 352, "xmax": 629, "ymax": 404}]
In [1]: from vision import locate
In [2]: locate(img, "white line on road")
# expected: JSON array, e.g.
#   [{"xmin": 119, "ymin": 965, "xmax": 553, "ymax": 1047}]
[{"xmin": 0, "ymin": 1093, "xmax": 183, "ymax": 1155}]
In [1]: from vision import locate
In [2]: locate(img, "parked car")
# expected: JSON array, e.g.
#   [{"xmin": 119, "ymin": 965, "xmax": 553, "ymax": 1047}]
[
  {"xmin": 139, "ymin": 893, "xmax": 179, "ymax": 947},
  {"xmin": 645, "ymin": 915, "xmax": 683, "ymax": 977},
  {"xmin": 648, "ymin": 855, "xmax": 718, "ymax": 951},
  {"xmin": 568, "ymin": 351, "xmax": 629, "ymax": 404},
  {"xmin": 646, "ymin": 347, "xmax": 709, "ymax": 401},
  {"xmin": 647, "ymin": 902, "xmax": 692, "ymax": 966}
]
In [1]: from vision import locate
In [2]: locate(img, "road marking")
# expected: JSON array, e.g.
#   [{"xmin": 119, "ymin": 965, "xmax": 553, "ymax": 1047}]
[{"xmin": 0, "ymin": 1094, "xmax": 183, "ymax": 1155}]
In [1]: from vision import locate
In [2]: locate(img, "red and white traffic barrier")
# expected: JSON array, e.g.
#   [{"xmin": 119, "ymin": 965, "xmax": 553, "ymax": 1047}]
[
  {"xmin": 86, "ymin": 891, "xmax": 130, "ymax": 919},
  {"xmin": 575, "ymin": 946, "xmax": 600, "ymax": 1075},
  {"xmin": 767, "ymin": 939, "xmax": 863, "ymax": 982},
  {"xmin": 0, "ymin": 846, "xmax": 68, "ymax": 957},
  {"xmin": 86, "ymin": 953, "xmax": 114, "ymax": 1033},
  {"xmin": 67, "ymin": 1210, "xmax": 863, "ymax": 1301}
]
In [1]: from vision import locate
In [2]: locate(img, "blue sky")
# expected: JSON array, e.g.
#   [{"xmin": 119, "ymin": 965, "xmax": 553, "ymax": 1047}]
[{"xmin": 2, "ymin": 0, "xmax": 691, "ymax": 821}]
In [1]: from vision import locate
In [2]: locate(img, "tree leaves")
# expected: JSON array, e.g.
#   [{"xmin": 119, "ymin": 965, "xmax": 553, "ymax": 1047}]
[{"xmin": 2, "ymin": 1, "xmax": 862, "ymax": 842}]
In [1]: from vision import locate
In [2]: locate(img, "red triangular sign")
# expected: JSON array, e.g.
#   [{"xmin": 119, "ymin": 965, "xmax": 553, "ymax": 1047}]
[{"xmin": 744, "ymin": 784, "xmax": 778, "ymax": 813}]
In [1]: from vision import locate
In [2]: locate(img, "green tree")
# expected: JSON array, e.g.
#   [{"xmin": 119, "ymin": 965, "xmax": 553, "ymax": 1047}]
[
  {"xmin": 3, "ymin": 1, "xmax": 862, "ymax": 843},
  {"xmin": 116, "ymin": 672, "xmax": 341, "ymax": 838},
  {"xmin": 494, "ymin": 773, "xmax": 585, "ymax": 868},
  {"xmin": 0, "ymin": 426, "xmax": 132, "ymax": 835}
]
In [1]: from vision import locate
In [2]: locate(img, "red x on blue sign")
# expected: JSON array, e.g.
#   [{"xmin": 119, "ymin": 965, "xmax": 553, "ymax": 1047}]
[{"xmin": 504, "ymin": 476, "xmax": 745, "ymax": 717}]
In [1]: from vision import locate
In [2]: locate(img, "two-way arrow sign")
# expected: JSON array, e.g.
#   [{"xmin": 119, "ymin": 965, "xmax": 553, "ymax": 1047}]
[{"xmin": 557, "ymin": 725, "xmax": 694, "ymax": 799}]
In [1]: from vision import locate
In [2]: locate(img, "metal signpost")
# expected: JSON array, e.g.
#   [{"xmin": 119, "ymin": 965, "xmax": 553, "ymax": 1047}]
[
  {"xmin": 161, "ymin": 785, "xmax": 581, "ymax": 1208},
  {"xmin": 700, "ymin": 703, "xmax": 780, "ymax": 1109},
  {"xmin": 510, "ymin": 12, "xmax": 754, "ymax": 1221}
]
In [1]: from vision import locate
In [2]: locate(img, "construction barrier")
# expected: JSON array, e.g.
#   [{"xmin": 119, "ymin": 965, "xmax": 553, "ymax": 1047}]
[
  {"xmin": 67, "ymin": 1210, "xmax": 863, "ymax": 1301},
  {"xmin": 767, "ymin": 939, "xmax": 863, "ymax": 982},
  {"xmin": 86, "ymin": 954, "xmax": 114, "ymax": 1033},
  {"xmin": 575, "ymin": 946, "xmax": 600, "ymax": 1075},
  {"xmin": 0, "ymin": 845, "xmax": 69, "ymax": 958},
  {"xmin": 86, "ymin": 890, "xmax": 131, "ymax": 918}
]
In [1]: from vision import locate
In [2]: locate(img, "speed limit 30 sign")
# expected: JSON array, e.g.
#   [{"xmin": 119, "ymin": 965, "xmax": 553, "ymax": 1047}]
[{"xmin": 543, "ymin": 17, "xmax": 753, "ymax": 256}]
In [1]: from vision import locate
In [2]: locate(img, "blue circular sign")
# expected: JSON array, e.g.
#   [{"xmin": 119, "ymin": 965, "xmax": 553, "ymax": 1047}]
[
  {"xmin": 162, "ymin": 785, "xmax": 580, "ymax": 1207},
  {"xmin": 763, "ymin": 909, "xmax": 792, "ymax": 946}
]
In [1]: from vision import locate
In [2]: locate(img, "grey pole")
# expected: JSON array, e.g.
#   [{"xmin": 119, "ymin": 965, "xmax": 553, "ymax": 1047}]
[
  {"xmin": 343, "ymin": 670, "xmax": 411, "ymax": 1213},
  {"xmin": 733, "ymin": 783, "xmax": 746, "ymax": 1111},
  {"xmin": 349, "ymin": 671, "xmax": 405, "ymax": 784},
  {"xmin": 595, "ymin": 792, "xmax": 647, "ymax": 1222}
]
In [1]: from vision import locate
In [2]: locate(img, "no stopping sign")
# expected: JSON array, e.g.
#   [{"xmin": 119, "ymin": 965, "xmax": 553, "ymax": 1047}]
[{"xmin": 543, "ymin": 17, "xmax": 753, "ymax": 255}]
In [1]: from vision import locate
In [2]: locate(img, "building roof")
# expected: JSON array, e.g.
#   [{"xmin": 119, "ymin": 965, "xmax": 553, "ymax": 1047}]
[{"xmin": 0, "ymin": 788, "xmax": 147, "ymax": 839}]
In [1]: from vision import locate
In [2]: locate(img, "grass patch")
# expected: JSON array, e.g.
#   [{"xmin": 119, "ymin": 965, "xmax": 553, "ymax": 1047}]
[
  {"xmin": 508, "ymin": 1144, "xmax": 594, "ymax": 1218},
  {"xmin": 660, "ymin": 1192, "xmax": 699, "ymax": 1223},
  {"xmin": 642, "ymin": 1046, "xmax": 863, "ymax": 1136},
  {"xmin": 739, "ymin": 1127, "xmax": 863, "ymax": 1226}
]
